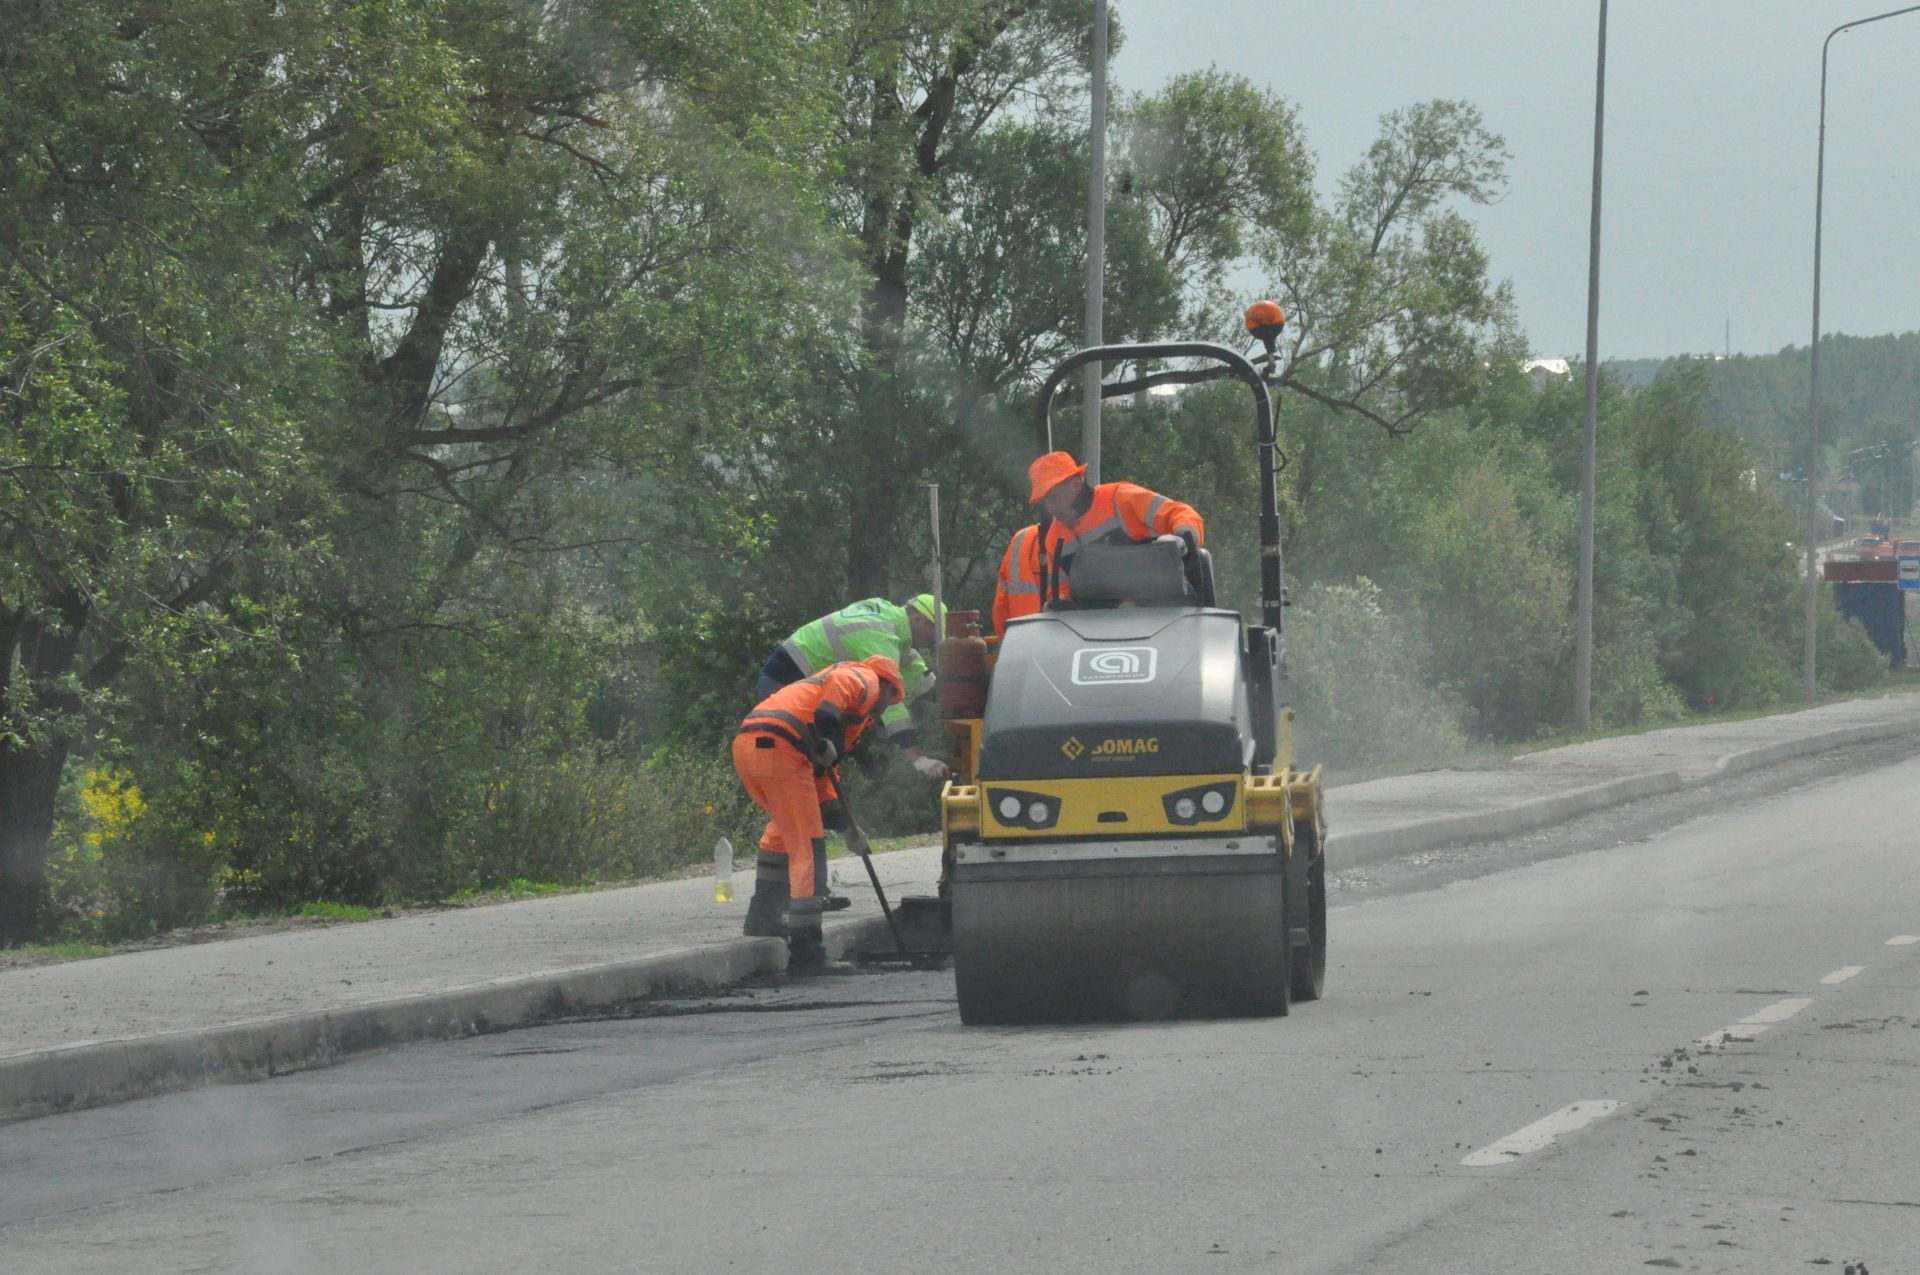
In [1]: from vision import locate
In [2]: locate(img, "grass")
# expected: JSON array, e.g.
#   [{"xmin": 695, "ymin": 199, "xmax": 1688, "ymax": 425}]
[
  {"xmin": 295, "ymin": 900, "xmax": 376, "ymax": 922},
  {"xmin": 445, "ymin": 877, "xmax": 578, "ymax": 905},
  {"xmin": 8, "ymin": 939, "xmax": 116, "ymax": 962}
]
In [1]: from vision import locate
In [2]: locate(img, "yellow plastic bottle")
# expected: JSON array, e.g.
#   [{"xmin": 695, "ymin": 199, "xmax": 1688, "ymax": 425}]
[{"xmin": 713, "ymin": 836, "xmax": 735, "ymax": 903}]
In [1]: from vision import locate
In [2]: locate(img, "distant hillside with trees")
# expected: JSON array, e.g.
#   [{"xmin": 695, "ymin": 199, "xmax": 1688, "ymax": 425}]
[{"xmin": 1602, "ymin": 333, "xmax": 1920, "ymax": 506}]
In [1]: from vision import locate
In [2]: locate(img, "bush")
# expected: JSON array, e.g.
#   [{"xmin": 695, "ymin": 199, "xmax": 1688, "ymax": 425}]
[
  {"xmin": 836, "ymin": 742, "xmax": 943, "ymax": 839},
  {"xmin": 1593, "ymin": 631, "xmax": 1687, "ymax": 729},
  {"xmin": 1288, "ymin": 579, "xmax": 1469, "ymax": 774},
  {"xmin": 435, "ymin": 743, "xmax": 766, "ymax": 893},
  {"xmin": 44, "ymin": 765, "xmax": 221, "ymax": 941},
  {"xmin": 1816, "ymin": 603, "xmax": 1891, "ymax": 695}
]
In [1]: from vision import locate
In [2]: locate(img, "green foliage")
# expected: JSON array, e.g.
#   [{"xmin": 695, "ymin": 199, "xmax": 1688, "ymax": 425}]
[
  {"xmin": 298, "ymin": 901, "xmax": 375, "ymax": 922},
  {"xmin": 1406, "ymin": 460, "xmax": 1574, "ymax": 738},
  {"xmin": 451, "ymin": 879, "xmax": 573, "ymax": 902},
  {"xmin": 1288, "ymin": 580, "xmax": 1467, "ymax": 773},
  {"xmin": 836, "ymin": 740, "xmax": 946, "ymax": 838},
  {"xmin": 1815, "ymin": 592, "xmax": 1893, "ymax": 696},
  {"xmin": 45, "ymin": 765, "xmax": 223, "ymax": 941},
  {"xmin": 5, "ymin": 4, "xmax": 1882, "ymax": 946}
]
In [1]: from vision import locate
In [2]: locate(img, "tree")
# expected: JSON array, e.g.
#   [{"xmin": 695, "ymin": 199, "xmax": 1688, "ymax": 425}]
[
  {"xmin": 1119, "ymin": 69, "xmax": 1313, "ymax": 327},
  {"xmin": 824, "ymin": 0, "xmax": 1099, "ymax": 598},
  {"xmin": 1267, "ymin": 101, "xmax": 1519, "ymax": 437},
  {"xmin": 1, "ymin": 0, "xmax": 849, "ymax": 941}
]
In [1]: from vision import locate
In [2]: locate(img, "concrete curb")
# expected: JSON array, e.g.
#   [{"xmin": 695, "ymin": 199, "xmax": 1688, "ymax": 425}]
[
  {"xmin": 1329, "ymin": 716, "xmax": 1920, "ymax": 872},
  {"xmin": 1330, "ymin": 769, "xmax": 1686, "ymax": 869},
  {"xmin": 0, "ymin": 915, "xmax": 891, "ymax": 1126},
  {"xmin": 1711, "ymin": 719, "xmax": 1919, "ymax": 779}
]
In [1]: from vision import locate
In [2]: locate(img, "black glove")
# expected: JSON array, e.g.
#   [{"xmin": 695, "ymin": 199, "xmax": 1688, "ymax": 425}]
[
  {"xmin": 809, "ymin": 711, "xmax": 847, "ymax": 775},
  {"xmin": 819, "ymin": 799, "xmax": 851, "ymax": 832}
]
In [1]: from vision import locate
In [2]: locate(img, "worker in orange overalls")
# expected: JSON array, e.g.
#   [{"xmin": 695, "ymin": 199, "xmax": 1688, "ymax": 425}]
[
  {"xmin": 1027, "ymin": 451, "xmax": 1205, "ymax": 602},
  {"xmin": 992, "ymin": 523, "xmax": 1043, "ymax": 636},
  {"xmin": 732, "ymin": 655, "xmax": 904, "ymax": 969}
]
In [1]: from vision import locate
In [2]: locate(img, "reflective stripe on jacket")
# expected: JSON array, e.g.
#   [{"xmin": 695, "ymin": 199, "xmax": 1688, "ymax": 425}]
[
  {"xmin": 993, "ymin": 524, "xmax": 1043, "ymax": 635},
  {"xmin": 739, "ymin": 662, "xmax": 888, "ymax": 758},
  {"xmin": 1039, "ymin": 482, "xmax": 1204, "ymax": 600}
]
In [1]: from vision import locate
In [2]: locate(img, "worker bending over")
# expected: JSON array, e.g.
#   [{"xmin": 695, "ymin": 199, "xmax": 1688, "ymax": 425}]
[
  {"xmin": 732, "ymin": 656, "xmax": 904, "ymax": 969},
  {"xmin": 1027, "ymin": 451, "xmax": 1205, "ymax": 598},
  {"xmin": 756, "ymin": 595, "xmax": 948, "ymax": 780}
]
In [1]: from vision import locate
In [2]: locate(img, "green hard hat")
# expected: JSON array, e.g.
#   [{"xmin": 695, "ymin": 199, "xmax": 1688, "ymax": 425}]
[{"xmin": 907, "ymin": 593, "xmax": 944, "ymax": 632}]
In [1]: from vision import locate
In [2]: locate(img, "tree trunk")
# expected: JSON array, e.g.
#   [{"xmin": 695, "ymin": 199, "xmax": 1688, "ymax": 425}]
[
  {"xmin": 0, "ymin": 617, "xmax": 82, "ymax": 946},
  {"xmin": 847, "ymin": 179, "xmax": 918, "ymax": 598}
]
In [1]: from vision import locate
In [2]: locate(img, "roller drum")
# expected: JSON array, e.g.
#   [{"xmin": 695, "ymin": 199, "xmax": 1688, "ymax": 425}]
[{"xmin": 951, "ymin": 860, "xmax": 1290, "ymax": 1024}]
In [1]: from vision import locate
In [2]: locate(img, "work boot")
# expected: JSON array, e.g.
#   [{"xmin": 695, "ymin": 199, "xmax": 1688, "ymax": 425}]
[
  {"xmin": 742, "ymin": 852, "xmax": 790, "ymax": 939},
  {"xmin": 814, "ymin": 840, "xmax": 851, "ymax": 911},
  {"xmin": 787, "ymin": 927, "xmax": 829, "ymax": 970},
  {"xmin": 786, "ymin": 895, "xmax": 828, "ymax": 972}
]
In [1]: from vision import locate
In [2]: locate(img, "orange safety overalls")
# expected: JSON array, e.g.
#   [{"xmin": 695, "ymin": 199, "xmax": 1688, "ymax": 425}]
[{"xmin": 731, "ymin": 662, "xmax": 886, "ymax": 931}]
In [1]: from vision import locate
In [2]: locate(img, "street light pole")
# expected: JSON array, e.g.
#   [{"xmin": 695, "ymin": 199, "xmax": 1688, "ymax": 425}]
[
  {"xmin": 1082, "ymin": 0, "xmax": 1108, "ymax": 482},
  {"xmin": 1574, "ymin": 0, "xmax": 1607, "ymax": 734},
  {"xmin": 1806, "ymin": 4, "xmax": 1920, "ymax": 704}
]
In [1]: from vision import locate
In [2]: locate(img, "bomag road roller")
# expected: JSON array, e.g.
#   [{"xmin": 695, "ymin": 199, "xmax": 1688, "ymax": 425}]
[{"xmin": 934, "ymin": 310, "xmax": 1327, "ymax": 1025}]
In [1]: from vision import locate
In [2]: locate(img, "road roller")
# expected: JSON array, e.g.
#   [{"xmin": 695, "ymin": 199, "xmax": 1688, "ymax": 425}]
[{"xmin": 935, "ymin": 319, "xmax": 1327, "ymax": 1024}]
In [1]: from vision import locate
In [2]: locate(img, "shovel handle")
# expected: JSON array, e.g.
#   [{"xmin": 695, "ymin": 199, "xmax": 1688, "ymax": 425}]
[{"xmin": 828, "ymin": 769, "xmax": 909, "ymax": 956}]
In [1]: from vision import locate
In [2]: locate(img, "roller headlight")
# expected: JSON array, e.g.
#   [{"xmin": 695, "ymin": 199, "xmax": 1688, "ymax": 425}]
[
  {"xmin": 1163, "ymin": 781, "xmax": 1238, "ymax": 826},
  {"xmin": 985, "ymin": 788, "xmax": 1061, "ymax": 831}
]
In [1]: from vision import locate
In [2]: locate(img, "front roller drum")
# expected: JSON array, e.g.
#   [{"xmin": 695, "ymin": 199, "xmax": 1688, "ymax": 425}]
[{"xmin": 951, "ymin": 863, "xmax": 1290, "ymax": 1024}]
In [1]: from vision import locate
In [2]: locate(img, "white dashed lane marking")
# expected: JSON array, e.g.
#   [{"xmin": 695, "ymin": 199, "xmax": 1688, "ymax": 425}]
[
  {"xmin": 1887, "ymin": 935, "xmax": 1920, "ymax": 946},
  {"xmin": 1473, "ymin": 950, "xmax": 1896, "ymax": 1172},
  {"xmin": 1460, "ymin": 1101, "xmax": 1622, "ymax": 1168},
  {"xmin": 1696, "ymin": 997, "xmax": 1814, "ymax": 1048},
  {"xmin": 1742, "ymin": 997, "xmax": 1815, "ymax": 1024}
]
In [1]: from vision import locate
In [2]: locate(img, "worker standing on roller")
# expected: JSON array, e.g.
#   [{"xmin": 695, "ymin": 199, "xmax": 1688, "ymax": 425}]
[
  {"xmin": 756, "ymin": 595, "xmax": 948, "ymax": 780},
  {"xmin": 992, "ymin": 523, "xmax": 1044, "ymax": 636},
  {"xmin": 1028, "ymin": 451, "xmax": 1206, "ymax": 600},
  {"xmin": 733, "ymin": 656, "xmax": 904, "ymax": 970}
]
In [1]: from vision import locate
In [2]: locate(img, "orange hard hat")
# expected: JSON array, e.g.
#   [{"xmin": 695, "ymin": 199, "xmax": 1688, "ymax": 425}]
[
  {"xmin": 1028, "ymin": 450, "xmax": 1088, "ymax": 503},
  {"xmin": 859, "ymin": 654, "xmax": 905, "ymax": 703}
]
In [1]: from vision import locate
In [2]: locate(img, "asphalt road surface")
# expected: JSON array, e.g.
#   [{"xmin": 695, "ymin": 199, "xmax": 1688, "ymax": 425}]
[{"xmin": 6, "ymin": 740, "xmax": 1920, "ymax": 1274}]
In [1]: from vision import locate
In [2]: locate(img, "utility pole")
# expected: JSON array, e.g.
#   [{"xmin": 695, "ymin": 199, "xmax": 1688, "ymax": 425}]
[
  {"xmin": 1082, "ymin": 0, "xmax": 1107, "ymax": 482},
  {"xmin": 1574, "ymin": 0, "xmax": 1607, "ymax": 734}
]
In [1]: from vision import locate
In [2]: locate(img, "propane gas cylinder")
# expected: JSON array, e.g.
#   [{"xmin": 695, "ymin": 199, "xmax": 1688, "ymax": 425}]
[{"xmin": 937, "ymin": 610, "xmax": 989, "ymax": 718}]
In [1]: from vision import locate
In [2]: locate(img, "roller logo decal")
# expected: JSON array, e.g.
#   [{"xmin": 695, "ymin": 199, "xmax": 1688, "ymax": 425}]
[
  {"xmin": 1061, "ymin": 734, "xmax": 1159, "ymax": 761},
  {"xmin": 1070, "ymin": 646, "xmax": 1157, "ymax": 685}
]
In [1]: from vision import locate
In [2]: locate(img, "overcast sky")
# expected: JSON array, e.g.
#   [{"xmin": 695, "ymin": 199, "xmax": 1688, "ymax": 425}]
[{"xmin": 1111, "ymin": 0, "xmax": 1920, "ymax": 360}]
